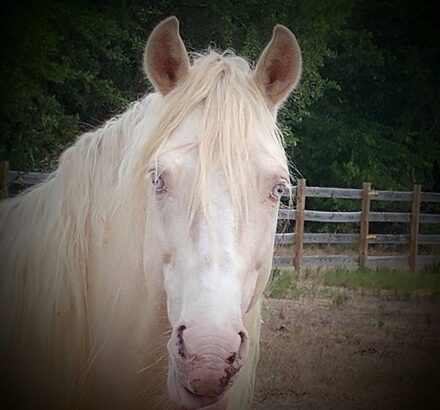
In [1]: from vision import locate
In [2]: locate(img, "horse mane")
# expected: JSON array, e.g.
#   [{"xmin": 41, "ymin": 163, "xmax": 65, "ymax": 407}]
[
  {"xmin": 0, "ymin": 50, "xmax": 287, "ymax": 404},
  {"xmin": 0, "ymin": 94, "xmax": 154, "ymax": 401}
]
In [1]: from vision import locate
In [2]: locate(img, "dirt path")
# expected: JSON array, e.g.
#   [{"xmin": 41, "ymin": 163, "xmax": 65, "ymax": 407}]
[{"xmin": 253, "ymin": 291, "xmax": 440, "ymax": 409}]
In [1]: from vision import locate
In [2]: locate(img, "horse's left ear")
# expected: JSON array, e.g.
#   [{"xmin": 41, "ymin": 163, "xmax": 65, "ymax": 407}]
[
  {"xmin": 254, "ymin": 25, "xmax": 302, "ymax": 106},
  {"xmin": 144, "ymin": 16, "xmax": 190, "ymax": 95}
]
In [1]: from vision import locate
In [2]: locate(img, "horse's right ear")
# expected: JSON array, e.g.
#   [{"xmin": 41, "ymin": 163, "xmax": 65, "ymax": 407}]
[
  {"xmin": 144, "ymin": 16, "xmax": 190, "ymax": 95},
  {"xmin": 254, "ymin": 25, "xmax": 302, "ymax": 107}
]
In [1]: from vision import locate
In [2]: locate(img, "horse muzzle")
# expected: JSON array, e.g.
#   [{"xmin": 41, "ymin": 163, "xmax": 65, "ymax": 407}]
[{"xmin": 167, "ymin": 322, "xmax": 249, "ymax": 409}]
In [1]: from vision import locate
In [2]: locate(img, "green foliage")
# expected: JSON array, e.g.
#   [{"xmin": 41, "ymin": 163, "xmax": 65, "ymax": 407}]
[
  {"xmin": 0, "ymin": 0, "xmax": 438, "ymax": 195},
  {"xmin": 294, "ymin": 0, "xmax": 440, "ymax": 191},
  {"xmin": 0, "ymin": 0, "xmax": 156, "ymax": 170}
]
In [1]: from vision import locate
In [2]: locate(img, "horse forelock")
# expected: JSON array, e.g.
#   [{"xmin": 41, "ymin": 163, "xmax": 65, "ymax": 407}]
[{"xmin": 119, "ymin": 50, "xmax": 287, "ymax": 232}]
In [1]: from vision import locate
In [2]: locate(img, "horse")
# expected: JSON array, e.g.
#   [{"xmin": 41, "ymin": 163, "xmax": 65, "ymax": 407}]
[{"xmin": 0, "ymin": 16, "xmax": 301, "ymax": 410}]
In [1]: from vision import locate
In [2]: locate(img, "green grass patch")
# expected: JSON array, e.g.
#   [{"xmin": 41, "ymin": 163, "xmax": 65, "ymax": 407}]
[
  {"xmin": 267, "ymin": 266, "xmax": 440, "ymax": 301},
  {"xmin": 319, "ymin": 266, "xmax": 440, "ymax": 294},
  {"xmin": 267, "ymin": 268, "xmax": 304, "ymax": 299}
]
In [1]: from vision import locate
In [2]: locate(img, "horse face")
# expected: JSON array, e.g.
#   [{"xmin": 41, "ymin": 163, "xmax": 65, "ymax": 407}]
[
  {"xmin": 145, "ymin": 107, "xmax": 288, "ymax": 409},
  {"xmin": 151, "ymin": 111, "xmax": 287, "ymax": 306},
  {"xmin": 144, "ymin": 17, "xmax": 301, "ymax": 410}
]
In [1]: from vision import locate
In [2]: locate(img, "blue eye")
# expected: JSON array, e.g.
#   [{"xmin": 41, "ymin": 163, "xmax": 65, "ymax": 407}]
[
  {"xmin": 151, "ymin": 174, "xmax": 165, "ymax": 191},
  {"xmin": 271, "ymin": 183, "xmax": 287, "ymax": 200}
]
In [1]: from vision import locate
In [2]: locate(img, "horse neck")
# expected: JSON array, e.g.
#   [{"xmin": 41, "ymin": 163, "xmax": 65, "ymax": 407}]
[{"xmin": 0, "ymin": 95, "xmax": 170, "ymax": 406}]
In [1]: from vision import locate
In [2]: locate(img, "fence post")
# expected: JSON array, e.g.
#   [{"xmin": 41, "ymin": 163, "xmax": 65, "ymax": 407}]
[
  {"xmin": 359, "ymin": 182, "xmax": 371, "ymax": 269},
  {"xmin": 409, "ymin": 184, "xmax": 421, "ymax": 274},
  {"xmin": 293, "ymin": 178, "xmax": 306, "ymax": 272},
  {"xmin": 0, "ymin": 161, "xmax": 9, "ymax": 196}
]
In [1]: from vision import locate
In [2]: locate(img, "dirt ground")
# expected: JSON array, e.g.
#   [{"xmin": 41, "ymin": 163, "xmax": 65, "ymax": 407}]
[{"xmin": 253, "ymin": 290, "xmax": 440, "ymax": 410}]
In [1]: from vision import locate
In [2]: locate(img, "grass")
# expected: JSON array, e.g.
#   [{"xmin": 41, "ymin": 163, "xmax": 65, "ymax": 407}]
[
  {"xmin": 319, "ymin": 265, "xmax": 439, "ymax": 288},
  {"xmin": 267, "ymin": 266, "xmax": 440, "ymax": 302},
  {"xmin": 330, "ymin": 290, "xmax": 349, "ymax": 308},
  {"xmin": 266, "ymin": 268, "xmax": 302, "ymax": 299},
  {"xmin": 318, "ymin": 266, "xmax": 440, "ymax": 296}
]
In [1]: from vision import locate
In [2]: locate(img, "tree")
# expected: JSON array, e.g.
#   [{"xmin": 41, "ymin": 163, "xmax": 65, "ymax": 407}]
[
  {"xmin": 1, "ymin": 0, "xmax": 438, "ymax": 194},
  {"xmin": 294, "ymin": 0, "xmax": 440, "ymax": 191}
]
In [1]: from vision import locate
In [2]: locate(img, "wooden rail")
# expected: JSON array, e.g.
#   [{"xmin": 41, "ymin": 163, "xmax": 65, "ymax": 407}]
[
  {"xmin": 1, "ymin": 163, "xmax": 440, "ymax": 273},
  {"xmin": 276, "ymin": 179, "xmax": 440, "ymax": 273},
  {"xmin": 7, "ymin": 170, "xmax": 51, "ymax": 185},
  {"xmin": 290, "ymin": 186, "xmax": 440, "ymax": 203},
  {"xmin": 278, "ymin": 209, "xmax": 440, "ymax": 224},
  {"xmin": 276, "ymin": 233, "xmax": 440, "ymax": 245}
]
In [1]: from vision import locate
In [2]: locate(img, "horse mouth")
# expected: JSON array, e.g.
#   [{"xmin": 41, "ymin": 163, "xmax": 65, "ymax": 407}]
[{"xmin": 168, "ymin": 367, "xmax": 227, "ymax": 410}]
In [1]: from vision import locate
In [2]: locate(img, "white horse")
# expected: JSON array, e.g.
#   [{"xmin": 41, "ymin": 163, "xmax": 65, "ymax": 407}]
[{"xmin": 0, "ymin": 17, "xmax": 301, "ymax": 410}]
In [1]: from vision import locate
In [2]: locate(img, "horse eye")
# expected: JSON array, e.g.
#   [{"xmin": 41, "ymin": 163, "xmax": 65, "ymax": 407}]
[
  {"xmin": 151, "ymin": 174, "xmax": 166, "ymax": 192},
  {"xmin": 270, "ymin": 183, "xmax": 287, "ymax": 200}
]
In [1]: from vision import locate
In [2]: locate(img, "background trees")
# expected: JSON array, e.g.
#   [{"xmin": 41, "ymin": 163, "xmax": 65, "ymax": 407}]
[{"xmin": 1, "ymin": 0, "xmax": 438, "ymax": 192}]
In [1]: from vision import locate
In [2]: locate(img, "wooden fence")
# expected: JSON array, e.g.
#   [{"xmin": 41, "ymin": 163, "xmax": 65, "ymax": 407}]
[
  {"xmin": 274, "ymin": 179, "xmax": 440, "ymax": 273},
  {"xmin": 1, "ymin": 162, "xmax": 440, "ymax": 273}
]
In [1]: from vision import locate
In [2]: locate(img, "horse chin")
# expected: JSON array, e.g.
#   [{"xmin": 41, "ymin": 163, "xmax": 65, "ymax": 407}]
[{"xmin": 168, "ymin": 366, "xmax": 227, "ymax": 410}]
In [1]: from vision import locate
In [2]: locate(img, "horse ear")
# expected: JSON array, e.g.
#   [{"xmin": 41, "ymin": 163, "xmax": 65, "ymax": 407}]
[
  {"xmin": 144, "ymin": 16, "xmax": 190, "ymax": 95},
  {"xmin": 254, "ymin": 25, "xmax": 302, "ymax": 106}
]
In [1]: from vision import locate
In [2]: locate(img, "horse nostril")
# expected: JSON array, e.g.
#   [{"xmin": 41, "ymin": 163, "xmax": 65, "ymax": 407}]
[
  {"xmin": 225, "ymin": 329, "xmax": 248, "ymax": 365},
  {"xmin": 176, "ymin": 324, "xmax": 187, "ymax": 359},
  {"xmin": 238, "ymin": 329, "xmax": 249, "ymax": 359}
]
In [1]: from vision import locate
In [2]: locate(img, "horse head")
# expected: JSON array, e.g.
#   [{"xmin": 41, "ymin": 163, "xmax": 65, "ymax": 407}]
[{"xmin": 142, "ymin": 17, "xmax": 302, "ymax": 409}]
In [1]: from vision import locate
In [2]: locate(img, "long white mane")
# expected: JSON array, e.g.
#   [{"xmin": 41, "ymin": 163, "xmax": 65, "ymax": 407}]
[
  {"xmin": 0, "ymin": 50, "xmax": 285, "ymax": 406},
  {"xmin": 0, "ymin": 88, "xmax": 152, "ymax": 402}
]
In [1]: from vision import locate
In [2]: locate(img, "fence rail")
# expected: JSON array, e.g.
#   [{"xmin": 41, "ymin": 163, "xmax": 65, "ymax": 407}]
[
  {"xmin": 293, "ymin": 186, "xmax": 440, "ymax": 203},
  {"xmin": 1, "ymin": 162, "xmax": 440, "ymax": 273},
  {"xmin": 7, "ymin": 170, "xmax": 51, "ymax": 185},
  {"xmin": 276, "ymin": 178, "xmax": 440, "ymax": 273},
  {"xmin": 276, "ymin": 233, "xmax": 440, "ymax": 245},
  {"xmin": 278, "ymin": 209, "xmax": 440, "ymax": 224}
]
